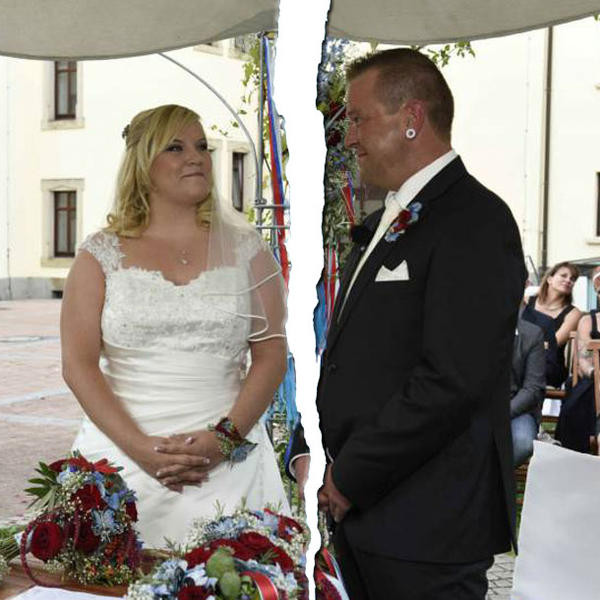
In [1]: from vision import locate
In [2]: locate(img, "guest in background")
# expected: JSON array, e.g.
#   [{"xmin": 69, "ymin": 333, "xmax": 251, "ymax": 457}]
[
  {"xmin": 510, "ymin": 317, "xmax": 546, "ymax": 466},
  {"xmin": 556, "ymin": 265, "xmax": 600, "ymax": 453},
  {"xmin": 523, "ymin": 262, "xmax": 581, "ymax": 387}
]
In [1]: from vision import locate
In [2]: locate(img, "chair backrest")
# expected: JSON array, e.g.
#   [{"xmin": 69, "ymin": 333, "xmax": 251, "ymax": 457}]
[{"xmin": 587, "ymin": 339, "xmax": 600, "ymax": 416}]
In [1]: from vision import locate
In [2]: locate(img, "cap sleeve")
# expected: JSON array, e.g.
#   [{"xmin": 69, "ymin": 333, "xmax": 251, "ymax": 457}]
[{"xmin": 78, "ymin": 231, "xmax": 123, "ymax": 276}]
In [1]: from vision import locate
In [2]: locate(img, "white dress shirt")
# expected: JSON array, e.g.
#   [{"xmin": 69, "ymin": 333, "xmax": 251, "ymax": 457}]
[{"xmin": 340, "ymin": 149, "xmax": 457, "ymax": 316}]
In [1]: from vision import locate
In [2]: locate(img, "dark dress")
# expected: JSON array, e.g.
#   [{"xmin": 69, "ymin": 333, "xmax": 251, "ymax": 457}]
[
  {"xmin": 522, "ymin": 296, "xmax": 574, "ymax": 387},
  {"xmin": 555, "ymin": 310, "xmax": 599, "ymax": 453}
]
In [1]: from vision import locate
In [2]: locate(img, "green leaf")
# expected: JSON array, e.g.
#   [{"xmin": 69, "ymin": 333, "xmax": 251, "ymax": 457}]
[
  {"xmin": 24, "ymin": 487, "xmax": 46, "ymax": 497},
  {"xmin": 28, "ymin": 478, "xmax": 49, "ymax": 486}
]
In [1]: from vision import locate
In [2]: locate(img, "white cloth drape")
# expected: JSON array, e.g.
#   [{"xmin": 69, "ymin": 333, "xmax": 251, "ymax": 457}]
[
  {"xmin": 1, "ymin": 0, "xmax": 600, "ymax": 59},
  {"xmin": 512, "ymin": 441, "xmax": 600, "ymax": 600}
]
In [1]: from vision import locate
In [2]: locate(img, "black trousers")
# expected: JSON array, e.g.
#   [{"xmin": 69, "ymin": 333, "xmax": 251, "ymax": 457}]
[{"xmin": 334, "ymin": 524, "xmax": 493, "ymax": 600}]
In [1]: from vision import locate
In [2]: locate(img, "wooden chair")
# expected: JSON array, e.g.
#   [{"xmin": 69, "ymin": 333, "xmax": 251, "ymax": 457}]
[
  {"xmin": 541, "ymin": 331, "xmax": 578, "ymax": 431},
  {"xmin": 517, "ymin": 332, "xmax": 578, "ymax": 507}
]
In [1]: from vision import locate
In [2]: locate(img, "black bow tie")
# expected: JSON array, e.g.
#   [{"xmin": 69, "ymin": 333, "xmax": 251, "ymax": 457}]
[{"xmin": 350, "ymin": 225, "xmax": 374, "ymax": 248}]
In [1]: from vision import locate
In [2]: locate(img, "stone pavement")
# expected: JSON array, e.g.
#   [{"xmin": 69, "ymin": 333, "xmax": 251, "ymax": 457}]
[
  {"xmin": 0, "ymin": 298, "xmax": 516, "ymax": 597},
  {"xmin": 0, "ymin": 299, "xmax": 83, "ymax": 523},
  {"xmin": 487, "ymin": 553, "xmax": 515, "ymax": 599}
]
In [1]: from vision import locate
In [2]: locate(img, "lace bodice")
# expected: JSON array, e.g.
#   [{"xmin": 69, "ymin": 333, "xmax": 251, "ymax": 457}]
[{"xmin": 80, "ymin": 231, "xmax": 262, "ymax": 359}]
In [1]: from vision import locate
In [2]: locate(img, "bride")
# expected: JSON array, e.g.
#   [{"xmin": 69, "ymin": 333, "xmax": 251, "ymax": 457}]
[{"xmin": 60, "ymin": 104, "xmax": 290, "ymax": 547}]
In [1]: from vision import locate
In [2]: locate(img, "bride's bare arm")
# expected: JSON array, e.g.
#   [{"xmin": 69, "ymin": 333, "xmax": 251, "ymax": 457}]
[{"xmin": 61, "ymin": 251, "xmax": 208, "ymax": 488}]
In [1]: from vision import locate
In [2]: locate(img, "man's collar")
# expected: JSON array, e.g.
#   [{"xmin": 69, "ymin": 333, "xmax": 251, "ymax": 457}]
[{"xmin": 385, "ymin": 149, "xmax": 458, "ymax": 210}]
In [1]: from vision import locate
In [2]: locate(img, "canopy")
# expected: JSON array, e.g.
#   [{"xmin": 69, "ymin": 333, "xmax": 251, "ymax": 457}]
[{"xmin": 1, "ymin": 0, "xmax": 599, "ymax": 60}]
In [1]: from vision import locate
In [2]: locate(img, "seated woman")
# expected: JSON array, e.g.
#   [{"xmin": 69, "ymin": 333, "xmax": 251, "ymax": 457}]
[
  {"xmin": 522, "ymin": 262, "xmax": 581, "ymax": 387},
  {"xmin": 557, "ymin": 266, "xmax": 600, "ymax": 452}
]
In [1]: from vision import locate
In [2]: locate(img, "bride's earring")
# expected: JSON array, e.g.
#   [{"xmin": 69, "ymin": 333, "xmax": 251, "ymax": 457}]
[{"xmin": 405, "ymin": 128, "xmax": 416, "ymax": 140}]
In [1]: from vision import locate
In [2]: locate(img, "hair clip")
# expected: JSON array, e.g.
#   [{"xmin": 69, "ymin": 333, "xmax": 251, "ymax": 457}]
[{"xmin": 121, "ymin": 124, "xmax": 130, "ymax": 141}]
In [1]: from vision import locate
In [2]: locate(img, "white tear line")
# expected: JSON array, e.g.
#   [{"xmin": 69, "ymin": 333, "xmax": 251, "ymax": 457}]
[{"xmin": 275, "ymin": 2, "xmax": 331, "ymax": 599}]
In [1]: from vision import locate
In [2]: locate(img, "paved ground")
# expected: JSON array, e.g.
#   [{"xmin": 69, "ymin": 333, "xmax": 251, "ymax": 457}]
[
  {"xmin": 0, "ymin": 298, "xmax": 515, "ymax": 596},
  {"xmin": 0, "ymin": 299, "xmax": 83, "ymax": 524}
]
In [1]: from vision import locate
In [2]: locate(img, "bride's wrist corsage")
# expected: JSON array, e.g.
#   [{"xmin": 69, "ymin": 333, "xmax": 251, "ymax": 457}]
[{"xmin": 209, "ymin": 417, "xmax": 257, "ymax": 467}]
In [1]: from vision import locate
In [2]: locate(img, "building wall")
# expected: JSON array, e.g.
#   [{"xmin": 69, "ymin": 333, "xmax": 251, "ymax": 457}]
[
  {"xmin": 0, "ymin": 40, "xmax": 260, "ymax": 299},
  {"xmin": 443, "ymin": 17, "xmax": 600, "ymax": 273}
]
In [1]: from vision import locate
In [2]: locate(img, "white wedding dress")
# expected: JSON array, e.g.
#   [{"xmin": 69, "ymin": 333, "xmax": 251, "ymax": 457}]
[{"xmin": 71, "ymin": 230, "xmax": 289, "ymax": 548}]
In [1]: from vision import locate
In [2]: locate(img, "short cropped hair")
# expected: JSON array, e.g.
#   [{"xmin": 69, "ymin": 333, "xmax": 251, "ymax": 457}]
[{"xmin": 347, "ymin": 48, "xmax": 454, "ymax": 141}]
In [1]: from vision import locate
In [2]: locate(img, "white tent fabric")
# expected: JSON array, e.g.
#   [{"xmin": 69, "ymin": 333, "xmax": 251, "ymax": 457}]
[
  {"xmin": 0, "ymin": 0, "xmax": 278, "ymax": 60},
  {"xmin": 1, "ymin": 0, "xmax": 600, "ymax": 59},
  {"xmin": 327, "ymin": 0, "xmax": 600, "ymax": 45}
]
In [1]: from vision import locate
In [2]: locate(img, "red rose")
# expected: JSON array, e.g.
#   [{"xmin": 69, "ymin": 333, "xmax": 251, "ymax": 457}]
[
  {"xmin": 315, "ymin": 571, "xmax": 340, "ymax": 600},
  {"xmin": 67, "ymin": 456, "xmax": 96, "ymax": 471},
  {"xmin": 177, "ymin": 586, "xmax": 211, "ymax": 600},
  {"xmin": 238, "ymin": 532, "xmax": 273, "ymax": 554},
  {"xmin": 73, "ymin": 484, "xmax": 105, "ymax": 512},
  {"xmin": 185, "ymin": 546, "xmax": 213, "ymax": 568},
  {"xmin": 74, "ymin": 520, "xmax": 100, "ymax": 554},
  {"xmin": 125, "ymin": 501, "xmax": 138, "ymax": 522},
  {"xmin": 48, "ymin": 459, "xmax": 67, "ymax": 473},
  {"xmin": 209, "ymin": 539, "xmax": 254, "ymax": 561},
  {"xmin": 398, "ymin": 210, "xmax": 411, "ymax": 224},
  {"xmin": 267, "ymin": 546, "xmax": 294, "ymax": 572},
  {"xmin": 30, "ymin": 522, "xmax": 64, "ymax": 561}
]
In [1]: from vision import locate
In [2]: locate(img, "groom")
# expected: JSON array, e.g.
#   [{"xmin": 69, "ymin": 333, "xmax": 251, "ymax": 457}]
[{"xmin": 317, "ymin": 49, "xmax": 527, "ymax": 599}]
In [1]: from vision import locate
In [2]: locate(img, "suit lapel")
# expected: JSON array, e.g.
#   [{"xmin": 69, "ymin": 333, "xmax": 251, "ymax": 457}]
[
  {"xmin": 327, "ymin": 210, "xmax": 382, "ymax": 348},
  {"xmin": 327, "ymin": 157, "xmax": 468, "ymax": 353}
]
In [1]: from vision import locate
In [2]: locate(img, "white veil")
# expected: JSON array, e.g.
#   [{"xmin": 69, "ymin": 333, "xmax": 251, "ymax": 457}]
[{"xmin": 199, "ymin": 190, "xmax": 287, "ymax": 344}]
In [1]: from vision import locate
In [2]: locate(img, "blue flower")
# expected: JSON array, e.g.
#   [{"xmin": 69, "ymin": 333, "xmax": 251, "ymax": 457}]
[{"xmin": 92, "ymin": 508, "xmax": 117, "ymax": 537}]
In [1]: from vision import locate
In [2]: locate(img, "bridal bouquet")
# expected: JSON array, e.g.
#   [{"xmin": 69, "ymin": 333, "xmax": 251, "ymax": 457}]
[
  {"xmin": 126, "ymin": 508, "xmax": 309, "ymax": 600},
  {"xmin": 0, "ymin": 451, "xmax": 142, "ymax": 586}
]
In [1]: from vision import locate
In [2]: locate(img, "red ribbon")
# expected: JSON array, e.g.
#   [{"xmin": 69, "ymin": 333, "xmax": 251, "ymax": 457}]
[{"xmin": 242, "ymin": 570, "xmax": 280, "ymax": 600}]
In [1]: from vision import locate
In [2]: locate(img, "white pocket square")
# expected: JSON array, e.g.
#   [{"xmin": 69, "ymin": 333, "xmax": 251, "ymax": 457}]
[{"xmin": 375, "ymin": 260, "xmax": 409, "ymax": 282}]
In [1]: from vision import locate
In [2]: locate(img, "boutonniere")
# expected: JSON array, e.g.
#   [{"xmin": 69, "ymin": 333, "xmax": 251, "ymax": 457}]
[{"xmin": 384, "ymin": 202, "xmax": 423, "ymax": 242}]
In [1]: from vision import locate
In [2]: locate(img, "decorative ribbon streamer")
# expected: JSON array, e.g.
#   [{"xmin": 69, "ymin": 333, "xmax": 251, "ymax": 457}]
[
  {"xmin": 314, "ymin": 277, "xmax": 328, "ymax": 357},
  {"xmin": 241, "ymin": 570, "xmax": 280, "ymax": 600},
  {"xmin": 263, "ymin": 36, "xmax": 289, "ymax": 284},
  {"xmin": 340, "ymin": 171, "xmax": 356, "ymax": 227},
  {"xmin": 315, "ymin": 548, "xmax": 350, "ymax": 600}
]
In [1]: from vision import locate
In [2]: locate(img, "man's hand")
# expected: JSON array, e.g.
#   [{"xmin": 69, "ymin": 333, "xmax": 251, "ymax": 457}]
[{"xmin": 317, "ymin": 464, "xmax": 352, "ymax": 523}]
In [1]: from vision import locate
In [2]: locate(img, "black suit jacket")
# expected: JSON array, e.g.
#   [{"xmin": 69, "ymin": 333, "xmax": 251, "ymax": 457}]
[
  {"xmin": 511, "ymin": 318, "xmax": 545, "ymax": 424},
  {"xmin": 317, "ymin": 157, "xmax": 526, "ymax": 563}
]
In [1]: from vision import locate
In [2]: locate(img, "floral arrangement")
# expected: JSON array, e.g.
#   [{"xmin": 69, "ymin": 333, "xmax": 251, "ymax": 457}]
[
  {"xmin": 314, "ymin": 548, "xmax": 348, "ymax": 600},
  {"xmin": 0, "ymin": 451, "xmax": 142, "ymax": 586},
  {"xmin": 126, "ymin": 508, "xmax": 309, "ymax": 600}
]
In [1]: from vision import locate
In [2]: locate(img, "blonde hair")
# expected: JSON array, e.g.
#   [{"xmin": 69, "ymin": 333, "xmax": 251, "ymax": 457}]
[
  {"xmin": 538, "ymin": 261, "xmax": 580, "ymax": 305},
  {"xmin": 106, "ymin": 104, "xmax": 213, "ymax": 236}
]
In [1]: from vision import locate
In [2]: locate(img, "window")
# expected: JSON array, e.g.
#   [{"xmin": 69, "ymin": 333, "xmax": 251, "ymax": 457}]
[
  {"xmin": 53, "ymin": 191, "xmax": 77, "ymax": 256},
  {"xmin": 232, "ymin": 152, "xmax": 245, "ymax": 211},
  {"xmin": 54, "ymin": 61, "xmax": 77, "ymax": 119}
]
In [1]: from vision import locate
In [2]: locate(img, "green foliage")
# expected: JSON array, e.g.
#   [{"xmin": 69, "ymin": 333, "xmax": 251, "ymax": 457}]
[
  {"xmin": 423, "ymin": 41, "xmax": 475, "ymax": 67},
  {"xmin": 25, "ymin": 461, "xmax": 60, "ymax": 510}
]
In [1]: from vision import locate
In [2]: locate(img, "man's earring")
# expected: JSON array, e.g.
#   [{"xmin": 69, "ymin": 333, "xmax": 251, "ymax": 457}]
[{"xmin": 406, "ymin": 128, "xmax": 416, "ymax": 140}]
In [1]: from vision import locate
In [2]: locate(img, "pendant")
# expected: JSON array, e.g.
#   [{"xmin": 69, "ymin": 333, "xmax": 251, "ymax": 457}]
[{"xmin": 180, "ymin": 250, "xmax": 189, "ymax": 266}]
